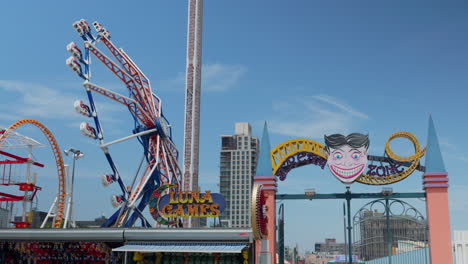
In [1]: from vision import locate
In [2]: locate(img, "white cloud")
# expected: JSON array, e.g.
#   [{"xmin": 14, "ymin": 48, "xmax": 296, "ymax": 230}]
[
  {"xmin": 202, "ymin": 63, "xmax": 247, "ymax": 92},
  {"xmin": 312, "ymin": 95, "xmax": 368, "ymax": 119},
  {"xmin": 439, "ymin": 138, "xmax": 456, "ymax": 150},
  {"xmin": 0, "ymin": 112, "xmax": 22, "ymax": 121},
  {"xmin": 0, "ymin": 80, "xmax": 77, "ymax": 119},
  {"xmin": 269, "ymin": 95, "xmax": 368, "ymax": 139},
  {"xmin": 455, "ymin": 155, "xmax": 468, "ymax": 163},
  {"xmin": 0, "ymin": 80, "xmax": 124, "ymax": 124},
  {"xmin": 160, "ymin": 63, "xmax": 247, "ymax": 92}
]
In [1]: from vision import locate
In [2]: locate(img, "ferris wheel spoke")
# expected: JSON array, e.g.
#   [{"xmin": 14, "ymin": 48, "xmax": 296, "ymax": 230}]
[
  {"xmin": 99, "ymin": 37, "xmax": 156, "ymax": 116},
  {"xmin": 158, "ymin": 143, "xmax": 172, "ymax": 182},
  {"xmin": 161, "ymin": 139, "xmax": 182, "ymax": 186},
  {"xmin": 128, "ymin": 162, "xmax": 159, "ymax": 208},
  {"xmin": 127, "ymin": 135, "xmax": 161, "ymax": 202},
  {"xmin": 83, "ymin": 82, "xmax": 154, "ymax": 126},
  {"xmin": 124, "ymin": 186, "xmax": 155, "ymax": 228},
  {"xmin": 85, "ymin": 42, "xmax": 156, "ymax": 123}
]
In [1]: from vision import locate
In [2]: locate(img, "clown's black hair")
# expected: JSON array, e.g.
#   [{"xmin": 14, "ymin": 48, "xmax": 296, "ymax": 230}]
[{"xmin": 324, "ymin": 133, "xmax": 369, "ymax": 153}]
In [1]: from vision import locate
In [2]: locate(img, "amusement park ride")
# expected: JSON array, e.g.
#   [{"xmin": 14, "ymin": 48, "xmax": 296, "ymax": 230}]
[
  {"xmin": 64, "ymin": 0, "xmax": 204, "ymax": 228},
  {"xmin": 0, "ymin": 120, "xmax": 66, "ymax": 228},
  {"xmin": 0, "ymin": 5, "xmax": 455, "ymax": 263},
  {"xmin": 66, "ymin": 19, "xmax": 183, "ymax": 227},
  {"xmin": 0, "ymin": 128, "xmax": 43, "ymax": 228}
]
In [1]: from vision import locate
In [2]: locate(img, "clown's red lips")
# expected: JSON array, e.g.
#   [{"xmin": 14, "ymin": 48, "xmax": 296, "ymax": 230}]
[{"xmin": 330, "ymin": 164, "xmax": 365, "ymax": 179}]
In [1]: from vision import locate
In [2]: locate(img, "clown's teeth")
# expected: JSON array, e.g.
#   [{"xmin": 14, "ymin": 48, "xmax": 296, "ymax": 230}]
[{"xmin": 332, "ymin": 164, "xmax": 364, "ymax": 178}]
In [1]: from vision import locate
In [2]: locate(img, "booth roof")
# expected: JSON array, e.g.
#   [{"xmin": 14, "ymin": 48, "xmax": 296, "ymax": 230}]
[
  {"xmin": 0, "ymin": 228, "xmax": 253, "ymax": 243},
  {"xmin": 113, "ymin": 242, "xmax": 248, "ymax": 253}
]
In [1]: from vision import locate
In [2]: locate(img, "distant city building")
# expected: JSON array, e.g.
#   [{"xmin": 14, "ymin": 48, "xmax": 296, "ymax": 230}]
[
  {"xmin": 76, "ymin": 215, "xmax": 108, "ymax": 228},
  {"xmin": 305, "ymin": 253, "xmax": 336, "ymax": 264},
  {"xmin": 219, "ymin": 123, "xmax": 259, "ymax": 228},
  {"xmin": 453, "ymin": 230, "xmax": 468, "ymax": 264},
  {"xmin": 0, "ymin": 208, "xmax": 8, "ymax": 228},
  {"xmin": 357, "ymin": 210, "xmax": 427, "ymax": 261},
  {"xmin": 314, "ymin": 238, "xmax": 346, "ymax": 255}
]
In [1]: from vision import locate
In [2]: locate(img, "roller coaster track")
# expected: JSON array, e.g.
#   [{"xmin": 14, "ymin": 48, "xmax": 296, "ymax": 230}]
[{"xmin": 0, "ymin": 119, "xmax": 66, "ymax": 228}]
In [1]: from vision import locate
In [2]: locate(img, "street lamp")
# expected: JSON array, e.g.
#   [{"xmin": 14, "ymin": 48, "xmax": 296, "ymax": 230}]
[
  {"xmin": 382, "ymin": 187, "xmax": 393, "ymax": 196},
  {"xmin": 64, "ymin": 148, "xmax": 84, "ymax": 159},
  {"xmin": 63, "ymin": 148, "xmax": 84, "ymax": 228},
  {"xmin": 304, "ymin": 188, "xmax": 316, "ymax": 199}
]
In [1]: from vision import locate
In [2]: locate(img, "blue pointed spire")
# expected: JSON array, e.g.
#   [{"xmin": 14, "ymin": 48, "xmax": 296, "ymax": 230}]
[
  {"xmin": 256, "ymin": 122, "xmax": 273, "ymax": 176},
  {"xmin": 425, "ymin": 116, "xmax": 446, "ymax": 173}
]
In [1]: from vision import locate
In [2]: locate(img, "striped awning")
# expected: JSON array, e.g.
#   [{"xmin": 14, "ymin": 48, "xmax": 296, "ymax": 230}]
[{"xmin": 112, "ymin": 242, "xmax": 247, "ymax": 253}]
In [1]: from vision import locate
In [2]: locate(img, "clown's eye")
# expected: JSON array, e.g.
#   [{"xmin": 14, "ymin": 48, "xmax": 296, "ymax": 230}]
[
  {"xmin": 352, "ymin": 153, "xmax": 360, "ymax": 159},
  {"xmin": 334, "ymin": 153, "xmax": 343, "ymax": 159}
]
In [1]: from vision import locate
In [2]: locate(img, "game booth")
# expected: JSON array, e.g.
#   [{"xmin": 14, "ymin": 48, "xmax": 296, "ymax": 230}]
[{"xmin": 0, "ymin": 228, "xmax": 255, "ymax": 263}]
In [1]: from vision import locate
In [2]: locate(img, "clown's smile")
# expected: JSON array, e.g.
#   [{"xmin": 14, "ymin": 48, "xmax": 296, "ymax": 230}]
[{"xmin": 330, "ymin": 164, "xmax": 365, "ymax": 179}]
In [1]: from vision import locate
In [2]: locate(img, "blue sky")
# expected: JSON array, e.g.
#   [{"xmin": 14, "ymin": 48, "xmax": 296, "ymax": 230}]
[{"xmin": 1, "ymin": 0, "xmax": 467, "ymax": 253}]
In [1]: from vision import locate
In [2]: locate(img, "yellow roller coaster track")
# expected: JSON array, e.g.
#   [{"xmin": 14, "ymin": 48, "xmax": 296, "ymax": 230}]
[
  {"xmin": 271, "ymin": 138, "xmax": 327, "ymax": 174},
  {"xmin": 0, "ymin": 119, "xmax": 66, "ymax": 228},
  {"xmin": 358, "ymin": 131, "xmax": 426, "ymax": 185}
]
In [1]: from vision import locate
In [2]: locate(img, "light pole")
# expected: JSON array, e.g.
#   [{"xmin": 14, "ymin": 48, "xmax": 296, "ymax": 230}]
[
  {"xmin": 63, "ymin": 148, "xmax": 84, "ymax": 228},
  {"xmin": 278, "ymin": 203, "xmax": 285, "ymax": 264}
]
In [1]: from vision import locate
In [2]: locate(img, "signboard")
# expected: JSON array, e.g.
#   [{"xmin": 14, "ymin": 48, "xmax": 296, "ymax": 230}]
[
  {"xmin": 271, "ymin": 131, "xmax": 426, "ymax": 185},
  {"xmin": 148, "ymin": 185, "xmax": 226, "ymax": 225},
  {"xmin": 158, "ymin": 190, "xmax": 226, "ymax": 217}
]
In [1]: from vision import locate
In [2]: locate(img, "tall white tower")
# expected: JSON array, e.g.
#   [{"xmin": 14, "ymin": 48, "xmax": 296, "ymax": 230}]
[{"xmin": 183, "ymin": 0, "xmax": 203, "ymax": 227}]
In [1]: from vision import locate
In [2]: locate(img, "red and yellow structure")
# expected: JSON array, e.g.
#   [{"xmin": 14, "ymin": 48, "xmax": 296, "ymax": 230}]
[{"xmin": 0, "ymin": 119, "xmax": 66, "ymax": 228}]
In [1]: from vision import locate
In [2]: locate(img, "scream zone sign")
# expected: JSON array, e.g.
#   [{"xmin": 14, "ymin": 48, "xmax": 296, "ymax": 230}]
[{"xmin": 271, "ymin": 131, "xmax": 426, "ymax": 185}]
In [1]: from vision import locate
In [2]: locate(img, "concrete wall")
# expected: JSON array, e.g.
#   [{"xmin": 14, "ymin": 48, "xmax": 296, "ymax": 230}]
[
  {"xmin": 454, "ymin": 230, "xmax": 468, "ymax": 264},
  {"xmin": 364, "ymin": 248, "xmax": 429, "ymax": 264}
]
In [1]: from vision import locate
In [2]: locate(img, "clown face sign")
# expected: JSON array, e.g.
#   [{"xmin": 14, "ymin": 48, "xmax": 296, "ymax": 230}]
[{"xmin": 324, "ymin": 133, "xmax": 369, "ymax": 184}]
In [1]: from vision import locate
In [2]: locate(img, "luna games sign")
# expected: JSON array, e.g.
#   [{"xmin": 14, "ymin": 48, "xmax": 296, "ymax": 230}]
[{"xmin": 157, "ymin": 190, "xmax": 226, "ymax": 218}]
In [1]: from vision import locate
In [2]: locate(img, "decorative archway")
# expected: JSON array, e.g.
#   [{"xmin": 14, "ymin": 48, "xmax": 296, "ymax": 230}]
[
  {"xmin": 254, "ymin": 119, "xmax": 453, "ymax": 264},
  {"xmin": 270, "ymin": 131, "xmax": 426, "ymax": 185}
]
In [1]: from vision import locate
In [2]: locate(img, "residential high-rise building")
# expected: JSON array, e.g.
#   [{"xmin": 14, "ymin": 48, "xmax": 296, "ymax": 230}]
[{"xmin": 219, "ymin": 123, "xmax": 259, "ymax": 228}]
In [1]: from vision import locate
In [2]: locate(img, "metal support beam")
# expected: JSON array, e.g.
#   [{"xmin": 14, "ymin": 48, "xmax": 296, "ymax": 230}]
[
  {"xmin": 385, "ymin": 197, "xmax": 392, "ymax": 264},
  {"xmin": 346, "ymin": 187, "xmax": 352, "ymax": 264},
  {"xmin": 275, "ymin": 190, "xmax": 425, "ymax": 264},
  {"xmin": 276, "ymin": 192, "xmax": 425, "ymax": 200},
  {"xmin": 278, "ymin": 203, "xmax": 284, "ymax": 264}
]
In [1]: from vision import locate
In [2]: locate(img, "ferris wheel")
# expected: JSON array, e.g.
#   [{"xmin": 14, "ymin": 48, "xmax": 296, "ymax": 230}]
[{"xmin": 66, "ymin": 19, "xmax": 182, "ymax": 227}]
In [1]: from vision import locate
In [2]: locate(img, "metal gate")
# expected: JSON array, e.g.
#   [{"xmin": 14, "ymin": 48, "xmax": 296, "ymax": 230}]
[{"xmin": 352, "ymin": 199, "xmax": 429, "ymax": 264}]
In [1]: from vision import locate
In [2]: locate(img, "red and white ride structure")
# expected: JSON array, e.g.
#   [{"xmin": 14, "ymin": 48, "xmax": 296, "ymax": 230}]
[
  {"xmin": 0, "ymin": 127, "xmax": 43, "ymax": 228},
  {"xmin": 183, "ymin": 0, "xmax": 204, "ymax": 228},
  {"xmin": 67, "ymin": 19, "xmax": 182, "ymax": 227}
]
